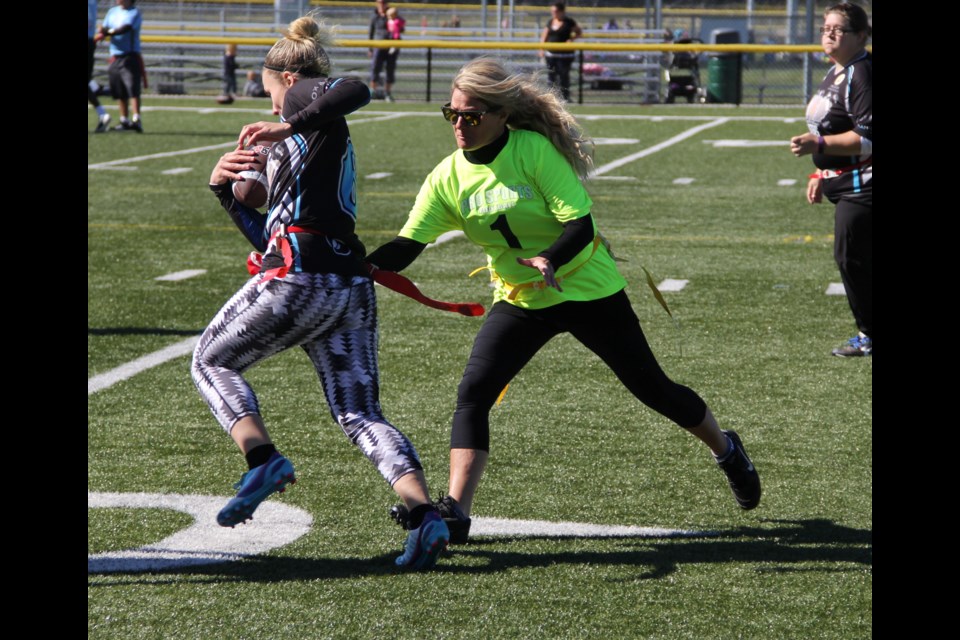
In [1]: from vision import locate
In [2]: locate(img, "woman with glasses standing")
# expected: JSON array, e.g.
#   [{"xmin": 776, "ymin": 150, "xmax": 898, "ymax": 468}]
[
  {"xmin": 368, "ymin": 58, "xmax": 761, "ymax": 544},
  {"xmin": 790, "ymin": 3, "xmax": 872, "ymax": 357}
]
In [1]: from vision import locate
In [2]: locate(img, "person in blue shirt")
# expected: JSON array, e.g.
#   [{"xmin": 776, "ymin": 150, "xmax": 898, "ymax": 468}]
[{"xmin": 94, "ymin": 0, "xmax": 144, "ymax": 132}]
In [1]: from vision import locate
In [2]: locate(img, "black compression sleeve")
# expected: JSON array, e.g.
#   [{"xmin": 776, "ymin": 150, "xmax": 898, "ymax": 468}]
[
  {"xmin": 285, "ymin": 77, "xmax": 371, "ymax": 134},
  {"xmin": 210, "ymin": 183, "xmax": 268, "ymax": 251},
  {"xmin": 365, "ymin": 237, "xmax": 427, "ymax": 272},
  {"xmin": 537, "ymin": 213, "xmax": 595, "ymax": 269}
]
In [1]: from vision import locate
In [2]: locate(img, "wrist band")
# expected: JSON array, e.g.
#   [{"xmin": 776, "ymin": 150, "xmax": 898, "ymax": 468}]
[{"xmin": 817, "ymin": 135, "xmax": 825, "ymax": 154}]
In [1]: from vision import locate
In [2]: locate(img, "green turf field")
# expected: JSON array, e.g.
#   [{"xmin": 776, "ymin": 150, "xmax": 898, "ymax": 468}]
[{"xmin": 88, "ymin": 97, "xmax": 871, "ymax": 639}]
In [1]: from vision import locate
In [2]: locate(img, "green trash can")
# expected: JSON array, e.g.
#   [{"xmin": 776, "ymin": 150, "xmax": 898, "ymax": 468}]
[
  {"xmin": 707, "ymin": 54, "xmax": 742, "ymax": 104},
  {"xmin": 707, "ymin": 28, "xmax": 742, "ymax": 104}
]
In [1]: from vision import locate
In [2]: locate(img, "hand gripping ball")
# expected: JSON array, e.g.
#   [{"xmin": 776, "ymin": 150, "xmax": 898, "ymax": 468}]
[{"xmin": 231, "ymin": 144, "xmax": 272, "ymax": 209}]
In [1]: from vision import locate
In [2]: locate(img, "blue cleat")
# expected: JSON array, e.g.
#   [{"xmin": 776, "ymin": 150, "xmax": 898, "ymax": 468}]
[
  {"xmin": 395, "ymin": 510, "xmax": 449, "ymax": 570},
  {"xmin": 832, "ymin": 333, "xmax": 872, "ymax": 357},
  {"xmin": 217, "ymin": 452, "xmax": 296, "ymax": 527}
]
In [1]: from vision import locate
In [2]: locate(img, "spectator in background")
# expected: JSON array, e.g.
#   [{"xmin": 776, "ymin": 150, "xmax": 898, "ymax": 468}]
[
  {"xmin": 217, "ymin": 43, "xmax": 238, "ymax": 104},
  {"xmin": 789, "ymin": 2, "xmax": 872, "ymax": 357},
  {"xmin": 387, "ymin": 6, "xmax": 405, "ymax": 41},
  {"xmin": 94, "ymin": 0, "xmax": 145, "ymax": 132},
  {"xmin": 368, "ymin": 0, "xmax": 395, "ymax": 101},
  {"xmin": 243, "ymin": 70, "xmax": 267, "ymax": 97},
  {"xmin": 89, "ymin": 0, "xmax": 111, "ymax": 132},
  {"xmin": 603, "ymin": 19, "xmax": 619, "ymax": 31},
  {"xmin": 540, "ymin": 2, "xmax": 582, "ymax": 101},
  {"xmin": 384, "ymin": 6, "xmax": 405, "ymax": 102}
]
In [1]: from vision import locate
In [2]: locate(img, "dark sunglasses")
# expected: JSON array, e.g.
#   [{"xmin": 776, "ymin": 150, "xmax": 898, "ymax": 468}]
[{"xmin": 441, "ymin": 103, "xmax": 500, "ymax": 127}]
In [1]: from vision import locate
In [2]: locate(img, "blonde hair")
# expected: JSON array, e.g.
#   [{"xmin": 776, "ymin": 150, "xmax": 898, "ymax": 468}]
[
  {"xmin": 386, "ymin": 7, "xmax": 398, "ymax": 19},
  {"xmin": 263, "ymin": 14, "xmax": 335, "ymax": 78},
  {"xmin": 452, "ymin": 57, "xmax": 594, "ymax": 180}
]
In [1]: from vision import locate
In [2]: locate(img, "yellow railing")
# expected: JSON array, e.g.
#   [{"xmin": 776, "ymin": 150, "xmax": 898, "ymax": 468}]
[{"xmin": 141, "ymin": 35, "xmax": 830, "ymax": 54}]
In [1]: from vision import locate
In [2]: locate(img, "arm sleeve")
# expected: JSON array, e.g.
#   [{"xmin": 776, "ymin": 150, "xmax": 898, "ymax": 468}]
[
  {"xmin": 537, "ymin": 213, "xmax": 595, "ymax": 269},
  {"xmin": 365, "ymin": 237, "xmax": 427, "ymax": 272},
  {"xmin": 284, "ymin": 77, "xmax": 371, "ymax": 135},
  {"xmin": 209, "ymin": 184, "xmax": 268, "ymax": 251}
]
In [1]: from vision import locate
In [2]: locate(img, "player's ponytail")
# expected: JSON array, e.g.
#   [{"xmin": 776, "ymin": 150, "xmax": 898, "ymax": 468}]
[{"xmin": 263, "ymin": 14, "xmax": 335, "ymax": 78}]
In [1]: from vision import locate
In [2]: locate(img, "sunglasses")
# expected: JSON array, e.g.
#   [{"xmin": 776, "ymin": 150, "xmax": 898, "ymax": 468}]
[{"xmin": 441, "ymin": 103, "xmax": 500, "ymax": 127}]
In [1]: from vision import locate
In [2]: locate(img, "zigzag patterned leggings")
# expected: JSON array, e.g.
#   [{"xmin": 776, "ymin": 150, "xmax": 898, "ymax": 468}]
[{"xmin": 191, "ymin": 272, "xmax": 422, "ymax": 486}]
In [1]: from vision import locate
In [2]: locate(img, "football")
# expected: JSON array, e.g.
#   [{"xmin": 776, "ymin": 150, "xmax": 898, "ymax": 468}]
[{"xmin": 231, "ymin": 144, "xmax": 272, "ymax": 209}]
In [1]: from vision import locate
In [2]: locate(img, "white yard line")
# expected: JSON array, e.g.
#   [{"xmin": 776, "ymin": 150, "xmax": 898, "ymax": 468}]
[
  {"xmin": 88, "ymin": 113, "xmax": 410, "ymax": 170},
  {"xmin": 427, "ymin": 230, "xmax": 465, "ymax": 247},
  {"xmin": 591, "ymin": 118, "xmax": 729, "ymax": 176},
  {"xmin": 88, "ymin": 141, "xmax": 237, "ymax": 169},
  {"xmin": 155, "ymin": 269, "xmax": 207, "ymax": 281},
  {"xmin": 657, "ymin": 279, "xmax": 689, "ymax": 292},
  {"xmin": 88, "ymin": 337, "xmax": 198, "ymax": 395},
  {"xmin": 88, "ymin": 492, "xmax": 312, "ymax": 573},
  {"xmin": 87, "ymin": 490, "xmax": 711, "ymax": 573}
]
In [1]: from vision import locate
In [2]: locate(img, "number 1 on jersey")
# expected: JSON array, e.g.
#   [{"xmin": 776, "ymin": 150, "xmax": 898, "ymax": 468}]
[{"xmin": 490, "ymin": 214, "xmax": 522, "ymax": 249}]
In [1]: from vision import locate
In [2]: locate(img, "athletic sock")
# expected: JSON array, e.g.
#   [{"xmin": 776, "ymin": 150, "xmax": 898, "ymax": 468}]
[
  {"xmin": 245, "ymin": 443, "xmax": 278, "ymax": 470},
  {"xmin": 96, "ymin": 106, "xmax": 108, "ymax": 117},
  {"xmin": 713, "ymin": 434, "xmax": 735, "ymax": 462}
]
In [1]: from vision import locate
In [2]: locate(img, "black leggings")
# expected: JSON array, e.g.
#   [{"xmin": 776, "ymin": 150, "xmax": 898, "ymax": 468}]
[
  {"xmin": 451, "ymin": 290, "xmax": 708, "ymax": 450},
  {"xmin": 834, "ymin": 198, "xmax": 872, "ymax": 337},
  {"xmin": 545, "ymin": 56, "xmax": 574, "ymax": 100}
]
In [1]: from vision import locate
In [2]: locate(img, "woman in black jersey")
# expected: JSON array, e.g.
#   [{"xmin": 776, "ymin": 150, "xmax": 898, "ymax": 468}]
[
  {"xmin": 539, "ymin": 2, "xmax": 582, "ymax": 101},
  {"xmin": 790, "ymin": 3, "xmax": 872, "ymax": 357},
  {"xmin": 194, "ymin": 14, "xmax": 449, "ymax": 569}
]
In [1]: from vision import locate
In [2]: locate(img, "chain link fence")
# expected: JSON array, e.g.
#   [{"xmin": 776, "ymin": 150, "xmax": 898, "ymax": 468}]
[{"xmin": 91, "ymin": 1, "xmax": 871, "ymax": 106}]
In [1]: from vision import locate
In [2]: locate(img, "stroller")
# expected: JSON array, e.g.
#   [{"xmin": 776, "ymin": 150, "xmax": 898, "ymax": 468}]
[{"xmin": 665, "ymin": 33, "xmax": 706, "ymax": 103}]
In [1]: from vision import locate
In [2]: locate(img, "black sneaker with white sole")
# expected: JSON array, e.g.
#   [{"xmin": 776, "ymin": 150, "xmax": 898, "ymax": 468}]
[{"xmin": 716, "ymin": 430, "xmax": 761, "ymax": 510}]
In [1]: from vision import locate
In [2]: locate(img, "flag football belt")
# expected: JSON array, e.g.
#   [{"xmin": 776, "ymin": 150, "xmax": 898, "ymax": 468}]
[
  {"xmin": 809, "ymin": 156, "xmax": 872, "ymax": 180},
  {"xmin": 469, "ymin": 236, "xmax": 603, "ymax": 301},
  {"xmin": 247, "ymin": 225, "xmax": 484, "ymax": 317}
]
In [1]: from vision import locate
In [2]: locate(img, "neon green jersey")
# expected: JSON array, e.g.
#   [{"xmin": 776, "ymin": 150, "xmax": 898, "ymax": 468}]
[{"xmin": 400, "ymin": 129, "xmax": 626, "ymax": 309}]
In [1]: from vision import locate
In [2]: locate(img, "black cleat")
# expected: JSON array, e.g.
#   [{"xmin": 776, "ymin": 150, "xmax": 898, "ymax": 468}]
[
  {"xmin": 716, "ymin": 430, "xmax": 761, "ymax": 510},
  {"xmin": 94, "ymin": 113, "xmax": 112, "ymax": 133},
  {"xmin": 390, "ymin": 494, "xmax": 472, "ymax": 544}
]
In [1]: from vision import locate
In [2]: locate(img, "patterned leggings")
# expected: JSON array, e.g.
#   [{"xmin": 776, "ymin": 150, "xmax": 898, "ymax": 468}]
[{"xmin": 191, "ymin": 272, "xmax": 422, "ymax": 485}]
